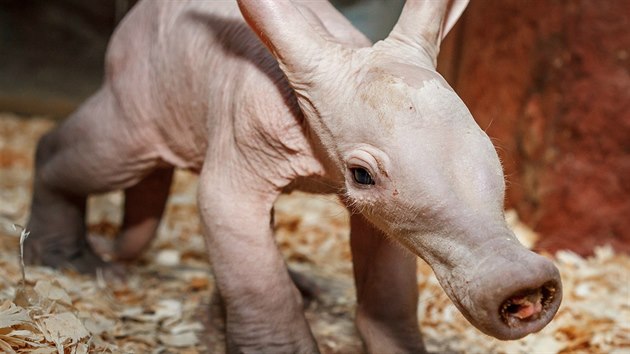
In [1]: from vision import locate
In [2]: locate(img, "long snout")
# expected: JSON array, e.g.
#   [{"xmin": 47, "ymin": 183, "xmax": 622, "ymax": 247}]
[
  {"xmin": 468, "ymin": 251, "xmax": 562, "ymax": 339},
  {"xmin": 426, "ymin": 235, "xmax": 563, "ymax": 340},
  {"xmin": 451, "ymin": 242, "xmax": 562, "ymax": 340}
]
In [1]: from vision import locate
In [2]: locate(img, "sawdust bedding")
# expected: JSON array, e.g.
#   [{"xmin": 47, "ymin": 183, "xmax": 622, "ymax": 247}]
[{"xmin": 0, "ymin": 113, "xmax": 628, "ymax": 353}]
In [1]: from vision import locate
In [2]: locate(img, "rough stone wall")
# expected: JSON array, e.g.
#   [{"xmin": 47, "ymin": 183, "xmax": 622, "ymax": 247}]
[{"xmin": 439, "ymin": 0, "xmax": 630, "ymax": 254}]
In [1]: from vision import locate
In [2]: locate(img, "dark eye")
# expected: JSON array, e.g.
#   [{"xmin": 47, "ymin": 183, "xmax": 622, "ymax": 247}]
[{"xmin": 351, "ymin": 167, "xmax": 375, "ymax": 185}]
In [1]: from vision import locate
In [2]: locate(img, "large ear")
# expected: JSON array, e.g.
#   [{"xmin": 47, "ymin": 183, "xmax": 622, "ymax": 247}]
[
  {"xmin": 386, "ymin": 0, "xmax": 469, "ymax": 61},
  {"xmin": 443, "ymin": 0, "xmax": 469, "ymax": 37},
  {"xmin": 237, "ymin": 0, "xmax": 329, "ymax": 74}
]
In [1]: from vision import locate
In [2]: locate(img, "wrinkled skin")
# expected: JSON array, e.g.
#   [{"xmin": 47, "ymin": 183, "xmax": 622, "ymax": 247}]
[{"xmin": 25, "ymin": 0, "xmax": 562, "ymax": 353}]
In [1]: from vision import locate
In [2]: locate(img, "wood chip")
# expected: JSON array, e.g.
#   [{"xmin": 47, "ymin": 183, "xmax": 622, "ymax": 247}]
[{"xmin": 0, "ymin": 300, "xmax": 31, "ymax": 328}]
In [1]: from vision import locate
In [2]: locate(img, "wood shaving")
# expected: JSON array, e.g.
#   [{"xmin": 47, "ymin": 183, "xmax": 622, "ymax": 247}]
[{"xmin": 1, "ymin": 113, "xmax": 629, "ymax": 353}]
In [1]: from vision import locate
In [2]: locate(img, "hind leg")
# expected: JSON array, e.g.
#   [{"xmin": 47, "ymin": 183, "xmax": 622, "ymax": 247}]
[
  {"xmin": 114, "ymin": 167, "xmax": 174, "ymax": 261},
  {"xmin": 26, "ymin": 88, "xmax": 162, "ymax": 273},
  {"xmin": 27, "ymin": 170, "xmax": 97, "ymax": 273}
]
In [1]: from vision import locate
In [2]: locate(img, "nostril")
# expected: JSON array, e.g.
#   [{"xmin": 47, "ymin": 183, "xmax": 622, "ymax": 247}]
[{"xmin": 500, "ymin": 281, "xmax": 557, "ymax": 327}]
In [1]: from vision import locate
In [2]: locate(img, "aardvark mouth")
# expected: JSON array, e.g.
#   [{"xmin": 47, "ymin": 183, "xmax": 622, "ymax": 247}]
[{"xmin": 500, "ymin": 281, "xmax": 558, "ymax": 327}]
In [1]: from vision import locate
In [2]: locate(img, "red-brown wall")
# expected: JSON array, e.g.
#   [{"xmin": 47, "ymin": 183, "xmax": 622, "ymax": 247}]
[{"xmin": 439, "ymin": 0, "xmax": 630, "ymax": 255}]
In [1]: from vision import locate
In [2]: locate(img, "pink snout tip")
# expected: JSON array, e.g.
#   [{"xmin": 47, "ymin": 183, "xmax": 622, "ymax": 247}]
[
  {"xmin": 500, "ymin": 281, "xmax": 559, "ymax": 330},
  {"xmin": 491, "ymin": 265, "xmax": 562, "ymax": 340},
  {"xmin": 459, "ymin": 250, "xmax": 563, "ymax": 340}
]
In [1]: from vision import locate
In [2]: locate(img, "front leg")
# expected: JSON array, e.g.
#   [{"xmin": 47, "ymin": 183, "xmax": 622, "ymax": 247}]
[
  {"xmin": 350, "ymin": 213, "xmax": 426, "ymax": 354},
  {"xmin": 198, "ymin": 167, "xmax": 318, "ymax": 354}
]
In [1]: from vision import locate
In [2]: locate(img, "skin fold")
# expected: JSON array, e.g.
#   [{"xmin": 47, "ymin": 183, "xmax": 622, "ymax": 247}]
[{"xmin": 25, "ymin": 1, "xmax": 562, "ymax": 353}]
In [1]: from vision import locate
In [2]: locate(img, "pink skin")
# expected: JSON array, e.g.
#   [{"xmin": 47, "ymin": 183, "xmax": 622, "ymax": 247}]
[{"xmin": 25, "ymin": 0, "xmax": 562, "ymax": 353}]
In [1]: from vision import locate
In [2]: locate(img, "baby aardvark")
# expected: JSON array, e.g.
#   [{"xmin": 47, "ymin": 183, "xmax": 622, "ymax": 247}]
[{"xmin": 25, "ymin": 0, "xmax": 562, "ymax": 352}]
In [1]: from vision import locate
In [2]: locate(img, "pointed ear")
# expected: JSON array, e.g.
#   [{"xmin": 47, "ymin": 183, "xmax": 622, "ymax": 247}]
[
  {"xmin": 237, "ymin": 0, "xmax": 329, "ymax": 74},
  {"xmin": 443, "ymin": 0, "xmax": 469, "ymax": 37},
  {"xmin": 387, "ymin": 0, "xmax": 469, "ymax": 62}
]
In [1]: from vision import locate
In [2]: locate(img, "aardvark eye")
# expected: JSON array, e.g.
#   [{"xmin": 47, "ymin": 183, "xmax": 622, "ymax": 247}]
[{"xmin": 351, "ymin": 168, "xmax": 375, "ymax": 185}]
